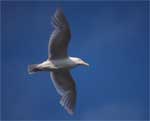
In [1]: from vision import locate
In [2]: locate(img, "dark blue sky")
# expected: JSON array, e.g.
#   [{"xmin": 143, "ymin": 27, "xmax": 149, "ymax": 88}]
[{"xmin": 1, "ymin": 1, "xmax": 149, "ymax": 120}]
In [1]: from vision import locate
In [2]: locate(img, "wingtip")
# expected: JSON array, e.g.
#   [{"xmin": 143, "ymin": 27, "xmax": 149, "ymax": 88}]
[
  {"xmin": 60, "ymin": 101, "xmax": 75, "ymax": 116},
  {"xmin": 56, "ymin": 7, "xmax": 63, "ymax": 12},
  {"xmin": 55, "ymin": 7, "xmax": 64, "ymax": 16},
  {"xmin": 66, "ymin": 108, "xmax": 74, "ymax": 116},
  {"xmin": 59, "ymin": 91, "xmax": 76, "ymax": 116}
]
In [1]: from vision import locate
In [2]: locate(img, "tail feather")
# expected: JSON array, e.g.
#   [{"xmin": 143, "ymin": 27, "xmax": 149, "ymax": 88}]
[
  {"xmin": 60, "ymin": 91, "xmax": 76, "ymax": 115},
  {"xmin": 28, "ymin": 64, "xmax": 39, "ymax": 74}
]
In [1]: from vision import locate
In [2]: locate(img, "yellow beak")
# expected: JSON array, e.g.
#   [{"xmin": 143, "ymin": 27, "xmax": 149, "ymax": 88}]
[{"xmin": 82, "ymin": 61, "xmax": 90, "ymax": 66}]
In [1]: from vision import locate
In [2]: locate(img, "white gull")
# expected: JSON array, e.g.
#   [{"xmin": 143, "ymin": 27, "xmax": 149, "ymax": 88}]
[{"xmin": 28, "ymin": 8, "xmax": 89, "ymax": 115}]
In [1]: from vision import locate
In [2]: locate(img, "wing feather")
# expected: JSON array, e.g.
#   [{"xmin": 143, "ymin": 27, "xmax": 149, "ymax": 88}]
[
  {"xmin": 48, "ymin": 9, "xmax": 71, "ymax": 59},
  {"xmin": 50, "ymin": 69, "xmax": 76, "ymax": 115}
]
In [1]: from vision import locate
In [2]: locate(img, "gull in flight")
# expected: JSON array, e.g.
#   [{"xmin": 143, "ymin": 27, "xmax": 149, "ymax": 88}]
[{"xmin": 28, "ymin": 8, "xmax": 89, "ymax": 115}]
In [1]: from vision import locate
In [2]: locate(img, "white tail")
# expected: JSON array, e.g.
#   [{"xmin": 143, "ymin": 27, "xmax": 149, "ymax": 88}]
[{"xmin": 28, "ymin": 64, "xmax": 39, "ymax": 74}]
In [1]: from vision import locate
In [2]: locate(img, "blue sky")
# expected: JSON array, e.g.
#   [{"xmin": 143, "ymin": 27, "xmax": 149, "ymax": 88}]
[{"xmin": 1, "ymin": 1, "xmax": 149, "ymax": 120}]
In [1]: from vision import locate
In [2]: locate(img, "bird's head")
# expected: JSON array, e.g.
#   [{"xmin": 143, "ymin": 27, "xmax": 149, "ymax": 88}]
[{"xmin": 71, "ymin": 57, "xmax": 89, "ymax": 67}]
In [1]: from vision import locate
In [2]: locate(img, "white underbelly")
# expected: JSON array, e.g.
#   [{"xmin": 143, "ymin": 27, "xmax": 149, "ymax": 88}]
[
  {"xmin": 51, "ymin": 58, "xmax": 76, "ymax": 69},
  {"xmin": 37, "ymin": 58, "xmax": 76, "ymax": 70}
]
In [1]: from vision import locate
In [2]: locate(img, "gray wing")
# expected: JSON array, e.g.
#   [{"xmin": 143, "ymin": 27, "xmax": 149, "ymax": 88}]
[
  {"xmin": 48, "ymin": 9, "xmax": 71, "ymax": 59},
  {"xmin": 50, "ymin": 69, "xmax": 76, "ymax": 115}
]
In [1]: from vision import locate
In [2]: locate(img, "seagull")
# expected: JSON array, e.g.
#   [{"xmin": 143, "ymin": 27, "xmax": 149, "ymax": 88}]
[{"xmin": 28, "ymin": 8, "xmax": 89, "ymax": 115}]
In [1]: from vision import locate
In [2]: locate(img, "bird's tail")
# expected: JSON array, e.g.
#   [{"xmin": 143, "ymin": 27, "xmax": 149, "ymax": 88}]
[
  {"xmin": 28, "ymin": 64, "xmax": 40, "ymax": 74},
  {"xmin": 60, "ymin": 91, "xmax": 76, "ymax": 115}
]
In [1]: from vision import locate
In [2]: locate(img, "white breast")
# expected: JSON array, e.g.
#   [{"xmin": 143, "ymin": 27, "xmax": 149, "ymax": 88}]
[
  {"xmin": 51, "ymin": 58, "xmax": 76, "ymax": 68},
  {"xmin": 37, "ymin": 57, "xmax": 77, "ymax": 70}
]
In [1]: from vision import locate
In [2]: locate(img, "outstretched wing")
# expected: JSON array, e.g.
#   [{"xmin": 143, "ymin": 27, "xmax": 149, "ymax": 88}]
[
  {"xmin": 50, "ymin": 69, "xmax": 76, "ymax": 115},
  {"xmin": 48, "ymin": 8, "xmax": 71, "ymax": 59}
]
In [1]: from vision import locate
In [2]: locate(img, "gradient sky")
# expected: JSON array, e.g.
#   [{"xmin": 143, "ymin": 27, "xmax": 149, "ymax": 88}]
[{"xmin": 1, "ymin": 1, "xmax": 149, "ymax": 120}]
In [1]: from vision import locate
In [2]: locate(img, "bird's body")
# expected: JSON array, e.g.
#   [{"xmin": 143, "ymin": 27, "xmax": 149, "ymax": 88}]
[
  {"xmin": 28, "ymin": 8, "xmax": 89, "ymax": 115},
  {"xmin": 29, "ymin": 57, "xmax": 87, "ymax": 72}
]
